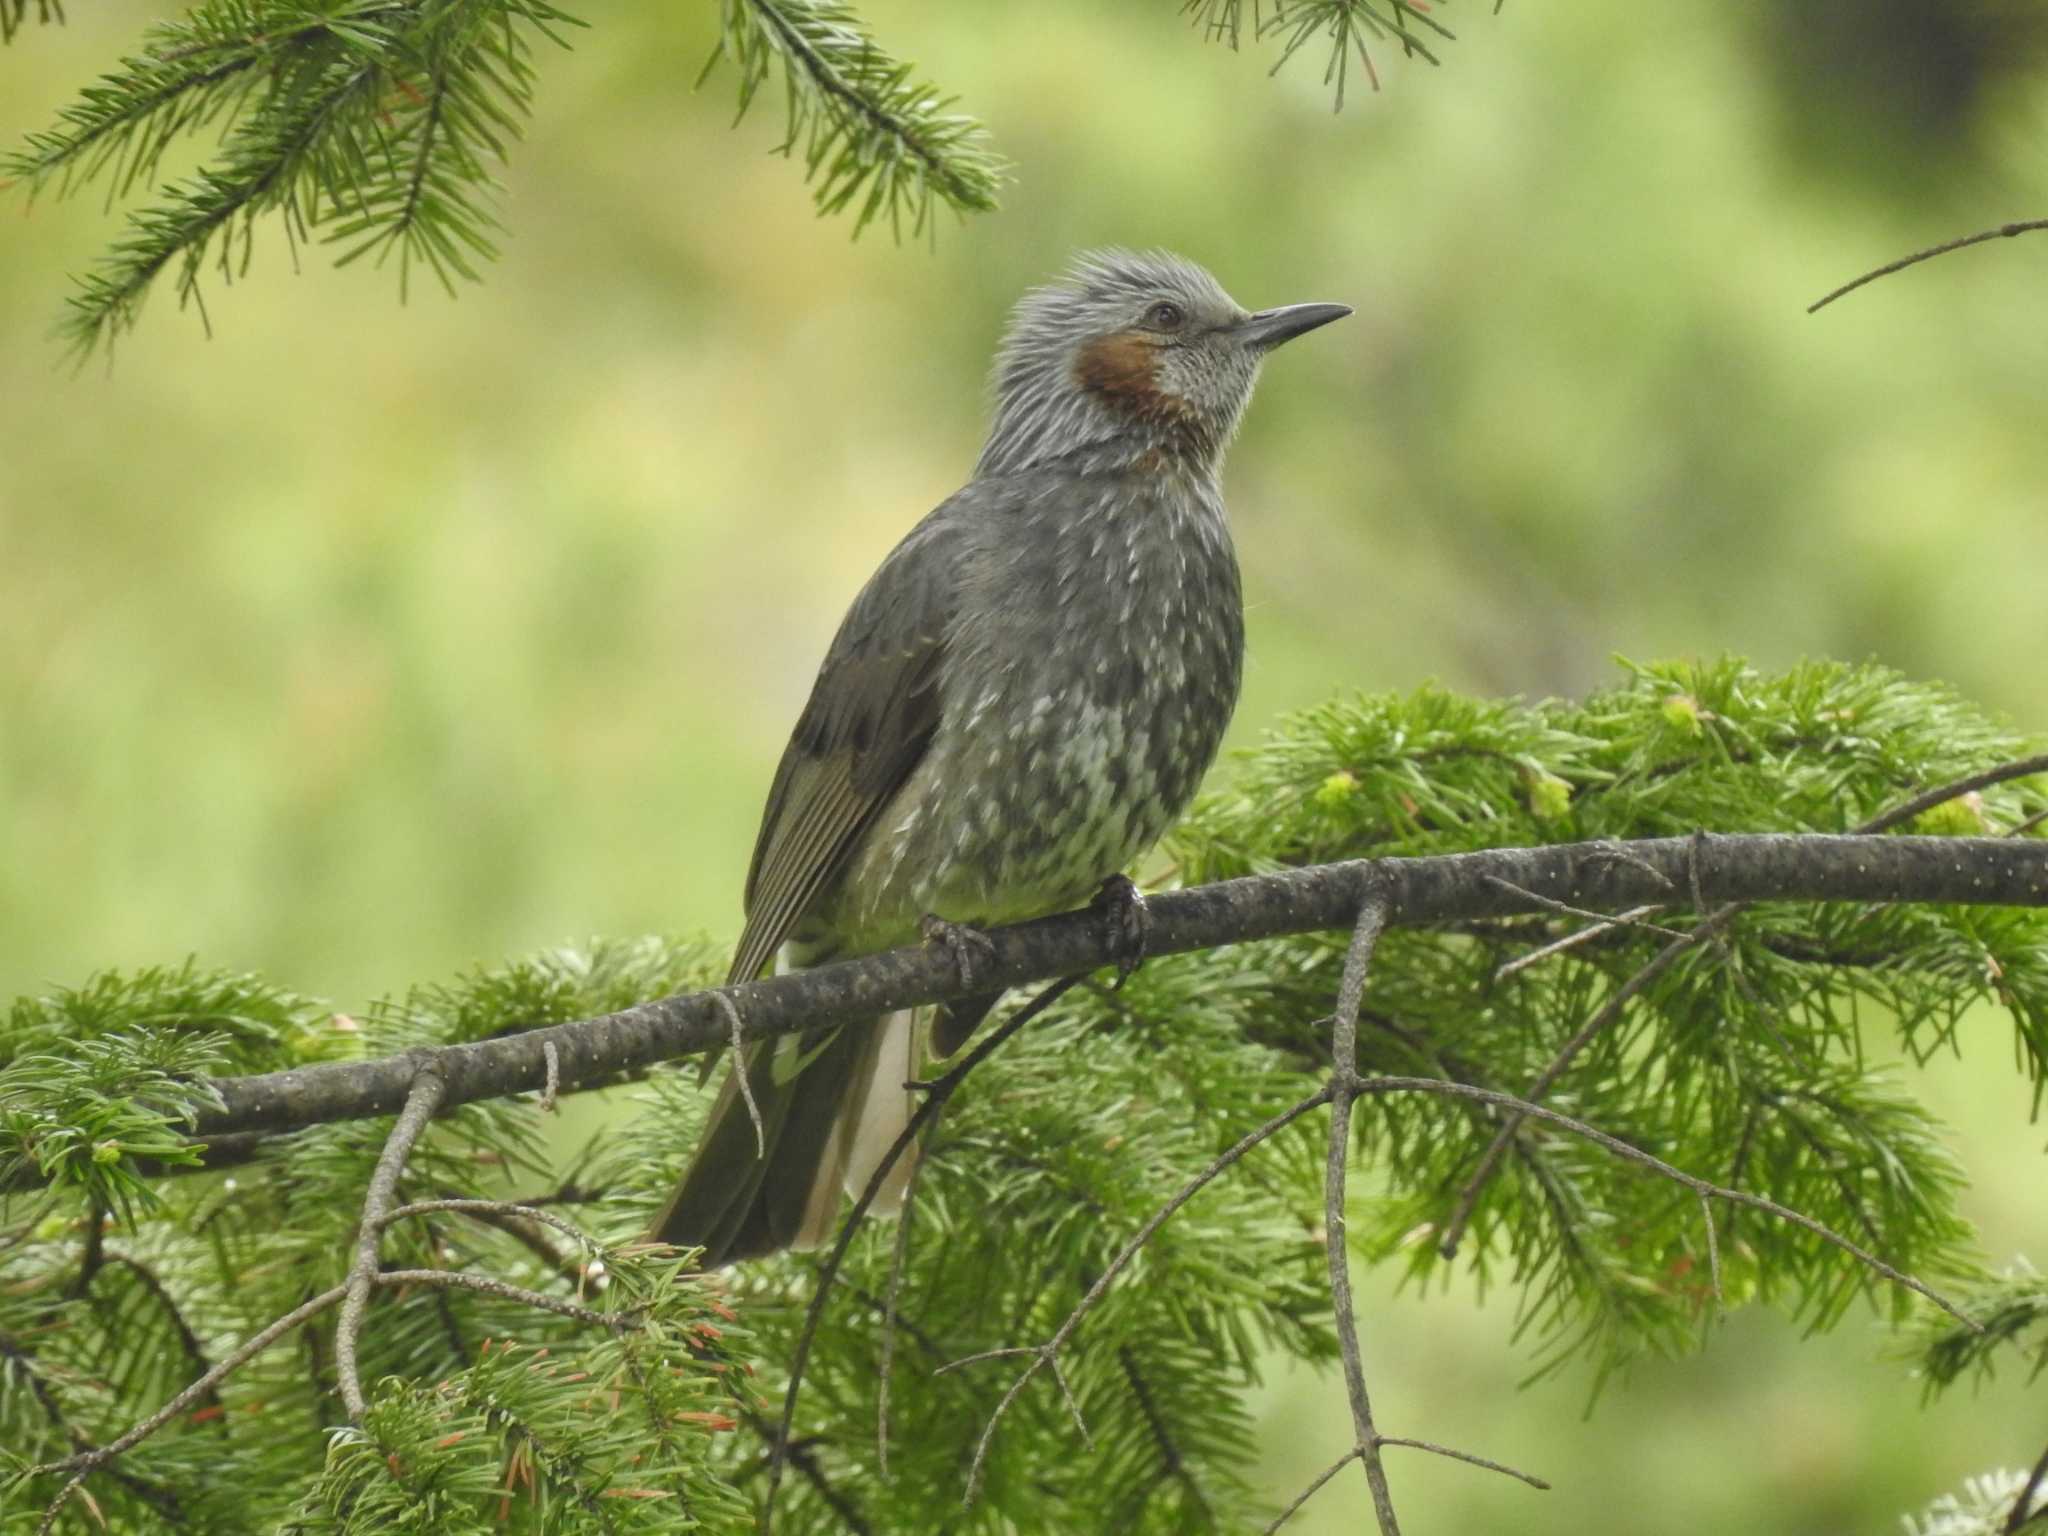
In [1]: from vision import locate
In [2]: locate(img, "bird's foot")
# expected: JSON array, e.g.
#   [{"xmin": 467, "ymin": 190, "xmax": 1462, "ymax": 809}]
[
  {"xmin": 1094, "ymin": 874, "xmax": 1152, "ymax": 988},
  {"xmin": 920, "ymin": 912, "xmax": 997, "ymax": 992}
]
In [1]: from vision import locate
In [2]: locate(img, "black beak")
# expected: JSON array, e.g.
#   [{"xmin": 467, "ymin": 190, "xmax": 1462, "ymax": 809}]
[{"xmin": 1235, "ymin": 301, "xmax": 1352, "ymax": 352}]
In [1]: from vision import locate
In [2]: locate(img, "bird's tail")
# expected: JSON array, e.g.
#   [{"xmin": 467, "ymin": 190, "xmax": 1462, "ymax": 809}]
[{"xmin": 647, "ymin": 1010, "xmax": 922, "ymax": 1266}]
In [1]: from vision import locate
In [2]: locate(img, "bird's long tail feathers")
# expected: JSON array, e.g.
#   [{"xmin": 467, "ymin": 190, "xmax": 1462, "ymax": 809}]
[
  {"xmin": 646, "ymin": 1009, "xmax": 923, "ymax": 1266},
  {"xmin": 794, "ymin": 1008, "xmax": 920, "ymax": 1248}
]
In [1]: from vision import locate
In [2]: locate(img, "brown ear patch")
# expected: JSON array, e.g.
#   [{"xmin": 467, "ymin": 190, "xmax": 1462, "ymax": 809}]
[
  {"xmin": 1075, "ymin": 331, "xmax": 1164, "ymax": 402},
  {"xmin": 1073, "ymin": 330, "xmax": 1206, "ymax": 442}
]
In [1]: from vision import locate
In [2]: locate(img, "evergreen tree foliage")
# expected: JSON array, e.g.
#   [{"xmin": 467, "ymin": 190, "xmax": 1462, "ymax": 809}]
[
  {"xmin": 1, "ymin": 659, "xmax": 2045, "ymax": 1532},
  {"xmin": 0, "ymin": 0, "xmax": 1479, "ymax": 349}
]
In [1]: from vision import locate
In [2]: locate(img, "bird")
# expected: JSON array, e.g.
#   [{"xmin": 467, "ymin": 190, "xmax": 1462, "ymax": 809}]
[{"xmin": 649, "ymin": 249, "xmax": 1349, "ymax": 1265}]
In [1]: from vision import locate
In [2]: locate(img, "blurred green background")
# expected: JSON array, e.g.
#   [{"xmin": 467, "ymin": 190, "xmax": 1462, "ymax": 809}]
[{"xmin": 3, "ymin": 1, "xmax": 2045, "ymax": 1529}]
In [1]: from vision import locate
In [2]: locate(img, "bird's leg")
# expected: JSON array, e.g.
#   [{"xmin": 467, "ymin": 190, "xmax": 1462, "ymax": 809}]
[
  {"xmin": 920, "ymin": 912, "xmax": 998, "ymax": 993},
  {"xmin": 1094, "ymin": 874, "xmax": 1152, "ymax": 987}
]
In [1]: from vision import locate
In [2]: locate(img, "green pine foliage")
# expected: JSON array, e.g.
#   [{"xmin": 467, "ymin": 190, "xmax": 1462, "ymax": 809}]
[
  {"xmin": 1907, "ymin": 1264, "xmax": 2048, "ymax": 1395},
  {"xmin": 3, "ymin": 0, "xmax": 587, "ymax": 353},
  {"xmin": 1183, "ymin": 0, "xmax": 1459, "ymax": 105},
  {"xmin": 1, "ymin": 659, "xmax": 2045, "ymax": 1532},
  {"xmin": 708, "ymin": 0, "xmax": 1004, "ymax": 237},
  {"xmin": 0, "ymin": 0, "xmax": 1481, "ymax": 346},
  {"xmin": 0, "ymin": 0, "xmax": 1006, "ymax": 351}
]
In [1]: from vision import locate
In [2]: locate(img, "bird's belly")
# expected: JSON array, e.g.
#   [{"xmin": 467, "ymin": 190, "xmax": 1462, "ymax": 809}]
[{"xmin": 824, "ymin": 675, "xmax": 1228, "ymax": 946}]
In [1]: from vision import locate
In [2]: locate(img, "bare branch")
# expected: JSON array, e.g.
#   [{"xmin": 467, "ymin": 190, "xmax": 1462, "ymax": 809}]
[
  {"xmin": 717, "ymin": 991, "xmax": 765, "ymax": 1158},
  {"xmin": 1481, "ymin": 876, "xmax": 1691, "ymax": 942},
  {"xmin": 1378, "ymin": 1436, "xmax": 1550, "ymax": 1490},
  {"xmin": 539, "ymin": 1038, "xmax": 560, "ymax": 1113},
  {"xmin": 1808, "ymin": 222, "xmax": 2048, "ymax": 314},
  {"xmin": 335, "ymin": 1066, "xmax": 446, "ymax": 1419},
  {"xmin": 1699, "ymin": 1190, "xmax": 1722, "ymax": 1305},
  {"xmin": 373, "ymin": 1267, "xmax": 638, "ymax": 1330},
  {"xmin": 73, "ymin": 833, "xmax": 2044, "ymax": 1160},
  {"xmin": 383, "ymin": 1196, "xmax": 606, "ymax": 1288},
  {"xmin": 1263, "ymin": 1448, "xmax": 1362, "ymax": 1533},
  {"xmin": 1851, "ymin": 753, "xmax": 2048, "ymax": 835},
  {"xmin": 1323, "ymin": 896, "xmax": 1402, "ymax": 1532},
  {"xmin": 1493, "ymin": 901, "xmax": 1667, "ymax": 981}
]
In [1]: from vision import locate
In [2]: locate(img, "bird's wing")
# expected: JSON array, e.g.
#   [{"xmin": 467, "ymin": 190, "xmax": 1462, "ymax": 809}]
[{"xmin": 725, "ymin": 510, "xmax": 959, "ymax": 986}]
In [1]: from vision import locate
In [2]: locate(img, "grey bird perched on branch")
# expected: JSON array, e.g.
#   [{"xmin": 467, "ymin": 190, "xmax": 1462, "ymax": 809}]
[{"xmin": 650, "ymin": 250, "xmax": 1349, "ymax": 1265}]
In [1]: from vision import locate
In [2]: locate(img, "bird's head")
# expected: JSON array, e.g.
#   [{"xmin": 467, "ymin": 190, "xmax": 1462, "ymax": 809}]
[{"xmin": 976, "ymin": 249, "xmax": 1350, "ymax": 479}]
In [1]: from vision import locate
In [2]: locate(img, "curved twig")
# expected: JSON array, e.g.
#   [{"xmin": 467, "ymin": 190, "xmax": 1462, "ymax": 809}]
[
  {"xmin": 1809, "ymin": 222, "xmax": 2048, "ymax": 314},
  {"xmin": 335, "ymin": 1066, "xmax": 446, "ymax": 1419}
]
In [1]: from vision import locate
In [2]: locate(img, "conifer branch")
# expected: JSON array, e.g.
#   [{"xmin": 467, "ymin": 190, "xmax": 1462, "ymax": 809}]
[
  {"xmin": 1184, "ymin": 0, "xmax": 1462, "ymax": 106},
  {"xmin": 2, "ymin": 831, "xmax": 2038, "ymax": 1203},
  {"xmin": 6, "ymin": 665, "xmax": 2048, "ymax": 1531},
  {"xmin": 30, "ymin": 1284, "xmax": 351, "ymax": 1535},
  {"xmin": 3, "ymin": 0, "xmax": 580, "ymax": 353},
  {"xmin": 1437, "ymin": 753, "xmax": 2048, "ymax": 1259},
  {"xmin": 715, "ymin": 0, "xmax": 1004, "ymax": 235},
  {"xmin": 937, "ymin": 1083, "xmax": 1338, "ymax": 1505},
  {"xmin": 1359, "ymin": 1077, "xmax": 1976, "ymax": 1328},
  {"xmin": 139, "ymin": 832, "xmax": 2048, "ymax": 1151},
  {"xmin": 24, "ymin": 1189, "xmax": 674, "ymax": 1530}
]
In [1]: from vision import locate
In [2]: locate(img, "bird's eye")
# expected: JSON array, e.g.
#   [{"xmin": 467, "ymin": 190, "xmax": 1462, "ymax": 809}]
[{"xmin": 1145, "ymin": 300, "xmax": 1187, "ymax": 332}]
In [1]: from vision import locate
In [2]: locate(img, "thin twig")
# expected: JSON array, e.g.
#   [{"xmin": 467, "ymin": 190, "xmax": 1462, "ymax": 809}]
[
  {"xmin": 739, "ymin": 1409, "xmax": 875, "ymax": 1535},
  {"xmin": 1482, "ymin": 876, "xmax": 1692, "ymax": 942},
  {"xmin": 373, "ymin": 1268, "xmax": 639, "ymax": 1330},
  {"xmin": 1493, "ymin": 902, "xmax": 1666, "ymax": 981},
  {"xmin": 937, "ymin": 1086, "xmax": 1338, "ymax": 1504},
  {"xmin": 1263, "ymin": 1448, "xmax": 1363, "ymax": 1533},
  {"xmin": 716, "ymin": 991, "xmax": 765, "ymax": 1158},
  {"xmin": 1323, "ymin": 896, "xmax": 1402, "ymax": 1534},
  {"xmin": 1121, "ymin": 1344, "xmax": 1208, "ymax": 1512},
  {"xmin": 1853, "ymin": 753, "xmax": 2048, "ymax": 836},
  {"xmin": 383, "ymin": 1197, "xmax": 602, "ymax": 1254},
  {"xmin": 90, "ymin": 1254, "xmax": 218, "ymax": 1413},
  {"xmin": 69, "ymin": 1206, "xmax": 106, "ymax": 1299},
  {"xmin": 386, "ymin": 1197, "xmax": 602, "ymax": 1289},
  {"xmin": 335, "ymin": 1066, "xmax": 446, "ymax": 1419},
  {"xmin": 1808, "ymin": 222, "xmax": 2048, "ymax": 314},
  {"xmin": 1378, "ymin": 1436, "xmax": 1550, "ymax": 1490},
  {"xmin": 875, "ymin": 1149, "xmax": 926, "ymax": 1478},
  {"xmin": 763, "ymin": 975, "xmax": 1084, "ymax": 1532},
  {"xmin": 1698, "ymin": 1190, "xmax": 1723, "ymax": 1305}
]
